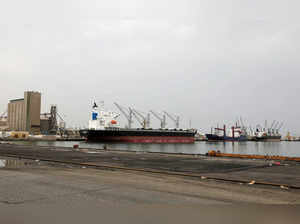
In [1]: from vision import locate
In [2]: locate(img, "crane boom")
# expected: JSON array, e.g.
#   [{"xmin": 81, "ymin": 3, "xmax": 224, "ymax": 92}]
[
  {"xmin": 264, "ymin": 120, "xmax": 268, "ymax": 129},
  {"xmin": 240, "ymin": 117, "xmax": 245, "ymax": 128},
  {"xmin": 273, "ymin": 121, "xmax": 279, "ymax": 130},
  {"xmin": 163, "ymin": 111, "xmax": 179, "ymax": 129},
  {"xmin": 270, "ymin": 120, "xmax": 276, "ymax": 129},
  {"xmin": 114, "ymin": 103, "xmax": 133, "ymax": 128},
  {"xmin": 131, "ymin": 108, "xmax": 145, "ymax": 128},
  {"xmin": 132, "ymin": 109, "xmax": 150, "ymax": 129},
  {"xmin": 150, "ymin": 110, "xmax": 166, "ymax": 129},
  {"xmin": 277, "ymin": 122, "xmax": 284, "ymax": 130}
]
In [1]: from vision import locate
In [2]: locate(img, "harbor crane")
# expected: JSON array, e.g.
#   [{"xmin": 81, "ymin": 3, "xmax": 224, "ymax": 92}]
[
  {"xmin": 131, "ymin": 108, "xmax": 150, "ymax": 129},
  {"xmin": 150, "ymin": 110, "xmax": 166, "ymax": 129},
  {"xmin": 114, "ymin": 103, "xmax": 133, "ymax": 129},
  {"xmin": 164, "ymin": 111, "xmax": 180, "ymax": 129}
]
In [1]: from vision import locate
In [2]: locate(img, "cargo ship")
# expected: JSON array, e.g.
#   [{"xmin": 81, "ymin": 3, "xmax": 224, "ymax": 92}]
[
  {"xmin": 206, "ymin": 125, "xmax": 247, "ymax": 141},
  {"xmin": 79, "ymin": 103, "xmax": 196, "ymax": 143},
  {"xmin": 254, "ymin": 129, "xmax": 281, "ymax": 142},
  {"xmin": 251, "ymin": 121, "xmax": 283, "ymax": 142}
]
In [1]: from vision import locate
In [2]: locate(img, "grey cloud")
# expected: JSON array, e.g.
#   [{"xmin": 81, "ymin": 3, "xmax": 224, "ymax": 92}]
[{"xmin": 1, "ymin": 0, "xmax": 299, "ymax": 134}]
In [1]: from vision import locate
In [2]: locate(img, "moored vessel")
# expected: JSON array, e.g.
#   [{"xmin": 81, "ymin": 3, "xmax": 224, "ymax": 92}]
[
  {"xmin": 254, "ymin": 130, "xmax": 281, "ymax": 142},
  {"xmin": 253, "ymin": 121, "xmax": 283, "ymax": 142},
  {"xmin": 79, "ymin": 102, "xmax": 196, "ymax": 143},
  {"xmin": 206, "ymin": 125, "xmax": 247, "ymax": 141}
]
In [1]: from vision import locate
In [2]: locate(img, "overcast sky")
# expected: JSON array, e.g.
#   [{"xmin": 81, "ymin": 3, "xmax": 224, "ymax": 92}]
[{"xmin": 1, "ymin": 0, "xmax": 299, "ymax": 134}]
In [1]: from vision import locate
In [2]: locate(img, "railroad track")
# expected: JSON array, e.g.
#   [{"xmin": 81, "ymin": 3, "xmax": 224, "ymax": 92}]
[{"xmin": 1, "ymin": 152, "xmax": 299, "ymax": 190}]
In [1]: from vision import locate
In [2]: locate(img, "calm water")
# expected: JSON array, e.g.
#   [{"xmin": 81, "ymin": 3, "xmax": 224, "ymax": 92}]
[{"xmin": 10, "ymin": 141, "xmax": 300, "ymax": 157}]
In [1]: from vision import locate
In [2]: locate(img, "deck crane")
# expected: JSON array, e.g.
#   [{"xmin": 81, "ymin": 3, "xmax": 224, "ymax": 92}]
[
  {"xmin": 270, "ymin": 120, "xmax": 276, "ymax": 130},
  {"xmin": 264, "ymin": 120, "xmax": 268, "ymax": 131},
  {"xmin": 249, "ymin": 126, "xmax": 254, "ymax": 135},
  {"xmin": 273, "ymin": 121, "xmax": 280, "ymax": 130},
  {"xmin": 239, "ymin": 117, "xmax": 248, "ymax": 134},
  {"xmin": 164, "ymin": 111, "xmax": 179, "ymax": 129},
  {"xmin": 256, "ymin": 124, "xmax": 263, "ymax": 132},
  {"xmin": 114, "ymin": 103, "xmax": 133, "ymax": 129},
  {"xmin": 239, "ymin": 117, "xmax": 244, "ymax": 127},
  {"xmin": 272, "ymin": 121, "xmax": 280, "ymax": 134},
  {"xmin": 0, "ymin": 109, "xmax": 7, "ymax": 120},
  {"xmin": 268, "ymin": 120, "xmax": 276, "ymax": 134},
  {"xmin": 131, "ymin": 108, "xmax": 149, "ymax": 129},
  {"xmin": 150, "ymin": 110, "xmax": 166, "ymax": 129},
  {"xmin": 277, "ymin": 122, "xmax": 284, "ymax": 131},
  {"xmin": 131, "ymin": 108, "xmax": 150, "ymax": 129}
]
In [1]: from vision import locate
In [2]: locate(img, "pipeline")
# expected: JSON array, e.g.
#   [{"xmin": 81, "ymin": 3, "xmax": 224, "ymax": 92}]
[
  {"xmin": 0, "ymin": 152, "xmax": 300, "ymax": 190},
  {"xmin": 206, "ymin": 150, "xmax": 300, "ymax": 162}
]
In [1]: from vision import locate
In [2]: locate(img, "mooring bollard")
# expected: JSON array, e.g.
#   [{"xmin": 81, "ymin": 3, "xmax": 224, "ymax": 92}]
[{"xmin": 73, "ymin": 144, "xmax": 79, "ymax": 149}]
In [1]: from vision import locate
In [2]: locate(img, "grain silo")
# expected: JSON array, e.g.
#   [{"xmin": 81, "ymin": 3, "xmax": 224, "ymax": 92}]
[{"xmin": 8, "ymin": 91, "xmax": 41, "ymax": 134}]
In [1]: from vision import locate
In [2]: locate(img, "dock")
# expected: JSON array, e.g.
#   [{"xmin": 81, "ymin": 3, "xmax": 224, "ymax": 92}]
[
  {"xmin": 1, "ymin": 142, "xmax": 300, "ymax": 223},
  {"xmin": 1, "ymin": 142, "xmax": 300, "ymax": 189}
]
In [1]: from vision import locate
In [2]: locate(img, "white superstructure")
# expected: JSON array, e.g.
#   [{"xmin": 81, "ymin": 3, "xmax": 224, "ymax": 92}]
[{"xmin": 88, "ymin": 103, "xmax": 120, "ymax": 130}]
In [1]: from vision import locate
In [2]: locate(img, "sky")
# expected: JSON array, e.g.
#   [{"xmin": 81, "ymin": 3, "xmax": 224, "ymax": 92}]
[{"xmin": 1, "ymin": 0, "xmax": 300, "ymax": 135}]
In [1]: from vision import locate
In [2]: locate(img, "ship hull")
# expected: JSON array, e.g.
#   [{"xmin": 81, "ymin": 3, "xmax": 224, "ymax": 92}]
[
  {"xmin": 206, "ymin": 134, "xmax": 247, "ymax": 142},
  {"xmin": 80, "ymin": 129, "xmax": 196, "ymax": 143},
  {"xmin": 255, "ymin": 136, "xmax": 281, "ymax": 142}
]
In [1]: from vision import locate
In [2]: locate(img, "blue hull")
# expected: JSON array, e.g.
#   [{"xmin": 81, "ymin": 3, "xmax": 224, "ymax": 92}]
[{"xmin": 206, "ymin": 134, "xmax": 247, "ymax": 141}]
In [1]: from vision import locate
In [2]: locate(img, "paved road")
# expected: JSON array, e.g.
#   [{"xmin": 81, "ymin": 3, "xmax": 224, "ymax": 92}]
[
  {"xmin": 1, "ymin": 143, "xmax": 300, "ymax": 223},
  {"xmin": 1, "ymin": 158, "xmax": 300, "ymax": 223}
]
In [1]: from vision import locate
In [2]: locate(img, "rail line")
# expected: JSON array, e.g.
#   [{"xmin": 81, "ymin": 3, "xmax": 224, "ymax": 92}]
[{"xmin": 1, "ymin": 152, "xmax": 300, "ymax": 190}]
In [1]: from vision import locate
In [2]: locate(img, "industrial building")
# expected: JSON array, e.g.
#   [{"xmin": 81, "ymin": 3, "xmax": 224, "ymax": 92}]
[
  {"xmin": 7, "ymin": 91, "xmax": 41, "ymax": 134},
  {"xmin": 40, "ymin": 105, "xmax": 58, "ymax": 135}
]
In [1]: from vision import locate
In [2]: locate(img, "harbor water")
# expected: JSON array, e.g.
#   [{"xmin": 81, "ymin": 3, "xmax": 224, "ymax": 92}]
[{"xmin": 9, "ymin": 141, "xmax": 300, "ymax": 157}]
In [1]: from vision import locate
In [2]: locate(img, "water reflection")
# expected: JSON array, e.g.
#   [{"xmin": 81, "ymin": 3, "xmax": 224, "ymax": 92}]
[
  {"xmin": 9, "ymin": 141, "xmax": 300, "ymax": 157},
  {"xmin": 0, "ymin": 159, "xmax": 6, "ymax": 168},
  {"xmin": 0, "ymin": 159, "xmax": 31, "ymax": 168}
]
